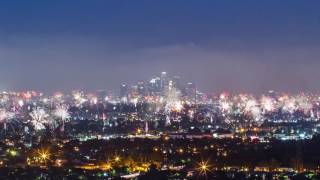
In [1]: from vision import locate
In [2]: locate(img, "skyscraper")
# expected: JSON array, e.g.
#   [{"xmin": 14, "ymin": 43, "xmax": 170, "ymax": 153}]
[
  {"xmin": 186, "ymin": 82, "xmax": 196, "ymax": 102},
  {"xmin": 160, "ymin": 72, "xmax": 167, "ymax": 91},
  {"xmin": 137, "ymin": 81, "xmax": 145, "ymax": 96},
  {"xmin": 120, "ymin": 83, "xmax": 128, "ymax": 97},
  {"xmin": 149, "ymin": 77, "xmax": 161, "ymax": 93},
  {"xmin": 173, "ymin": 75, "xmax": 181, "ymax": 90}
]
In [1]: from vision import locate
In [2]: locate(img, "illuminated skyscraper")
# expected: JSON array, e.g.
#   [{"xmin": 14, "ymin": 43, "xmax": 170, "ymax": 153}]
[
  {"xmin": 149, "ymin": 77, "xmax": 161, "ymax": 93},
  {"xmin": 137, "ymin": 81, "xmax": 145, "ymax": 96},
  {"xmin": 186, "ymin": 82, "xmax": 196, "ymax": 102},
  {"xmin": 160, "ymin": 72, "xmax": 167, "ymax": 90}
]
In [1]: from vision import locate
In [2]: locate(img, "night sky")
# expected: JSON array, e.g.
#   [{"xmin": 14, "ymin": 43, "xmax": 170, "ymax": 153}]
[{"xmin": 1, "ymin": 1, "xmax": 320, "ymax": 93}]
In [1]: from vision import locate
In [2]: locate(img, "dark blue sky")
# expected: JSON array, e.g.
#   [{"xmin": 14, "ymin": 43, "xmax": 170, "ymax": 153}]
[{"xmin": 1, "ymin": 1, "xmax": 320, "ymax": 93}]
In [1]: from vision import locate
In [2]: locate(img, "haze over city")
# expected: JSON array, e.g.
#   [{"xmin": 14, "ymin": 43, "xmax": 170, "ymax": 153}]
[{"xmin": 1, "ymin": 1, "xmax": 320, "ymax": 93}]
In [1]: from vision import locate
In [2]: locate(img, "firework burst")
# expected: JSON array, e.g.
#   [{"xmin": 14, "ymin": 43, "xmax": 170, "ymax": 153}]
[
  {"xmin": 54, "ymin": 105, "xmax": 70, "ymax": 131},
  {"xmin": 29, "ymin": 107, "xmax": 53, "ymax": 131},
  {"xmin": 260, "ymin": 96, "xmax": 275, "ymax": 113},
  {"xmin": 0, "ymin": 109, "xmax": 15, "ymax": 131}
]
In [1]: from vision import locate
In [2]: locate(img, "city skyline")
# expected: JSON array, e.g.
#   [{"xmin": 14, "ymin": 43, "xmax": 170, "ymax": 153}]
[
  {"xmin": 1, "ymin": 1, "xmax": 320, "ymax": 178},
  {"xmin": 1, "ymin": 1, "xmax": 320, "ymax": 93}
]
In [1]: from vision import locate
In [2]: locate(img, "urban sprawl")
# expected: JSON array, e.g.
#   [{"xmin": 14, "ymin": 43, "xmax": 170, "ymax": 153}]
[{"xmin": 0, "ymin": 72, "xmax": 320, "ymax": 179}]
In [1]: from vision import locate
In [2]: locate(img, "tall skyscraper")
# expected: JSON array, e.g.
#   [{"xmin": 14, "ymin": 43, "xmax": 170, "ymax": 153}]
[
  {"xmin": 173, "ymin": 75, "xmax": 181, "ymax": 90},
  {"xmin": 120, "ymin": 83, "xmax": 128, "ymax": 97},
  {"xmin": 137, "ymin": 81, "xmax": 145, "ymax": 96},
  {"xmin": 149, "ymin": 77, "xmax": 161, "ymax": 93},
  {"xmin": 160, "ymin": 72, "xmax": 167, "ymax": 90},
  {"xmin": 186, "ymin": 82, "xmax": 196, "ymax": 102}
]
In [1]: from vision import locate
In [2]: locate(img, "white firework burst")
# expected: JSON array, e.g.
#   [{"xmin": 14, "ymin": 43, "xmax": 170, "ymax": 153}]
[
  {"xmin": 251, "ymin": 106, "xmax": 263, "ymax": 125},
  {"xmin": 54, "ymin": 106, "xmax": 70, "ymax": 121},
  {"xmin": 72, "ymin": 91, "xmax": 87, "ymax": 107},
  {"xmin": 244, "ymin": 99, "xmax": 257, "ymax": 113},
  {"xmin": 54, "ymin": 105, "xmax": 70, "ymax": 131},
  {"xmin": 296, "ymin": 95, "xmax": 313, "ymax": 114},
  {"xmin": 282, "ymin": 97, "xmax": 297, "ymax": 114},
  {"xmin": 0, "ymin": 109, "xmax": 15, "ymax": 131},
  {"xmin": 260, "ymin": 96, "xmax": 275, "ymax": 113},
  {"xmin": 220, "ymin": 101, "xmax": 232, "ymax": 113},
  {"xmin": 242, "ymin": 98, "xmax": 263, "ymax": 123},
  {"xmin": 29, "ymin": 107, "xmax": 50, "ymax": 131}
]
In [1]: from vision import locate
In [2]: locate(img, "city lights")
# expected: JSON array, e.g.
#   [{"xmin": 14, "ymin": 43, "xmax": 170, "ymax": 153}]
[
  {"xmin": 0, "ymin": 72, "xmax": 319, "ymax": 179},
  {"xmin": 1, "ymin": 0, "xmax": 319, "ymax": 179}
]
